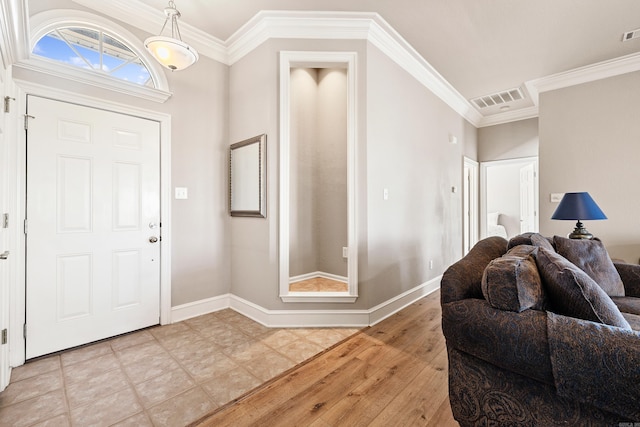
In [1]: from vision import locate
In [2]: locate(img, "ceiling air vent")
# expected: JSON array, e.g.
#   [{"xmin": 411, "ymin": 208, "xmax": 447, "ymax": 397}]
[
  {"xmin": 471, "ymin": 87, "xmax": 524, "ymax": 109},
  {"xmin": 623, "ymin": 28, "xmax": 640, "ymax": 42}
]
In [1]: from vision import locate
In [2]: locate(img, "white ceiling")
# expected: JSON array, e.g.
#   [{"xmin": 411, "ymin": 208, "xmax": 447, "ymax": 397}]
[{"xmin": 39, "ymin": 0, "xmax": 640, "ymax": 124}]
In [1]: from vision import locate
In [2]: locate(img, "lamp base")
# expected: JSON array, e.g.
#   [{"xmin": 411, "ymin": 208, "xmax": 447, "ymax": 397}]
[{"xmin": 568, "ymin": 221, "xmax": 593, "ymax": 239}]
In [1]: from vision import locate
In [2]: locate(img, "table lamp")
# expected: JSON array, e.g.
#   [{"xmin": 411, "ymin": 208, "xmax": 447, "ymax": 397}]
[{"xmin": 551, "ymin": 192, "xmax": 607, "ymax": 239}]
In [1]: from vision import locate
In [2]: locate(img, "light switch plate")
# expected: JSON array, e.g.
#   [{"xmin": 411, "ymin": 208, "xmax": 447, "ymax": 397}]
[
  {"xmin": 550, "ymin": 193, "xmax": 564, "ymax": 203},
  {"xmin": 175, "ymin": 187, "xmax": 188, "ymax": 200}
]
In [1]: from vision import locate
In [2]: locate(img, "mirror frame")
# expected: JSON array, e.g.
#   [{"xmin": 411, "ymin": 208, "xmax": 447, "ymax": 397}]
[{"xmin": 229, "ymin": 134, "xmax": 267, "ymax": 218}]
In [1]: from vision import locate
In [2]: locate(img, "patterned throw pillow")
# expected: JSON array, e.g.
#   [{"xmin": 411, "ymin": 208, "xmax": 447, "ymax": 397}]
[
  {"xmin": 481, "ymin": 245, "xmax": 547, "ymax": 312},
  {"xmin": 535, "ymin": 247, "xmax": 630, "ymax": 329},
  {"xmin": 553, "ymin": 236, "xmax": 625, "ymax": 296}
]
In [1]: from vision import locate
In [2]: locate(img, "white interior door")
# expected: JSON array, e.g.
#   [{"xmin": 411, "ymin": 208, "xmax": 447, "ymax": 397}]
[
  {"xmin": 463, "ymin": 157, "xmax": 478, "ymax": 255},
  {"xmin": 26, "ymin": 96, "xmax": 161, "ymax": 359},
  {"xmin": 519, "ymin": 163, "xmax": 538, "ymax": 233}
]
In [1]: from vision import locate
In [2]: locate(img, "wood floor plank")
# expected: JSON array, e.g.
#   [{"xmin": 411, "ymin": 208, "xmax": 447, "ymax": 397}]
[
  {"xmin": 193, "ymin": 291, "xmax": 457, "ymax": 427},
  {"xmin": 368, "ymin": 347, "xmax": 450, "ymax": 427},
  {"xmin": 244, "ymin": 357, "xmax": 373, "ymax": 426},
  {"xmin": 226, "ymin": 333, "xmax": 382, "ymax": 421}
]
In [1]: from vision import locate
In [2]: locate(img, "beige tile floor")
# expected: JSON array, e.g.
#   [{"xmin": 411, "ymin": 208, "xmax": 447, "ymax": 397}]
[
  {"xmin": 0, "ymin": 309, "xmax": 359, "ymax": 427},
  {"xmin": 289, "ymin": 277, "xmax": 348, "ymax": 292}
]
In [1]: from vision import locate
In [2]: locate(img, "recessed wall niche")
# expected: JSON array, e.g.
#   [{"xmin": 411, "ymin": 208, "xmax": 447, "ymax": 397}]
[
  {"xmin": 279, "ymin": 52, "xmax": 358, "ymax": 303},
  {"xmin": 289, "ymin": 67, "xmax": 347, "ymax": 290}
]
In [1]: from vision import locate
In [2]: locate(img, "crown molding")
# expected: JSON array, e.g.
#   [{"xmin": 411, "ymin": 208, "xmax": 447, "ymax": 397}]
[
  {"xmin": 24, "ymin": 2, "xmax": 640, "ymax": 127},
  {"xmin": 526, "ymin": 52, "xmax": 640, "ymax": 105},
  {"xmin": 226, "ymin": 10, "xmax": 484, "ymax": 126},
  {"xmin": 226, "ymin": 11, "xmax": 376, "ymax": 64},
  {"xmin": 0, "ymin": 0, "xmax": 529, "ymax": 126},
  {"xmin": 477, "ymin": 106, "xmax": 539, "ymax": 128}
]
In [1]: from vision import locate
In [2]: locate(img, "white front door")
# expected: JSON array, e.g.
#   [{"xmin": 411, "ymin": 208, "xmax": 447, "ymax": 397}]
[{"xmin": 26, "ymin": 96, "xmax": 161, "ymax": 359}]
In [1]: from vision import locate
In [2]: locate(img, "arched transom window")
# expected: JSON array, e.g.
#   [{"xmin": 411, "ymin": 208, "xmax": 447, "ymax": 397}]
[{"xmin": 33, "ymin": 27, "xmax": 154, "ymax": 87}]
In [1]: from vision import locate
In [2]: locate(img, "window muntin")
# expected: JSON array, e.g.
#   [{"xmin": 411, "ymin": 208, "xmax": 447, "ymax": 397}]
[{"xmin": 33, "ymin": 27, "xmax": 154, "ymax": 87}]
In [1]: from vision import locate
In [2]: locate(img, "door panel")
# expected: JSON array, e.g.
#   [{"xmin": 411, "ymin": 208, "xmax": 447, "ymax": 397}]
[{"xmin": 26, "ymin": 96, "xmax": 161, "ymax": 359}]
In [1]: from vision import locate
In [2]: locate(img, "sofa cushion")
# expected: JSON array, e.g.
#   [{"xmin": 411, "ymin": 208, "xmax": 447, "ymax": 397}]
[
  {"xmin": 481, "ymin": 245, "xmax": 547, "ymax": 312},
  {"xmin": 507, "ymin": 232, "xmax": 536, "ymax": 249},
  {"xmin": 611, "ymin": 296, "xmax": 640, "ymax": 316},
  {"xmin": 553, "ymin": 236, "xmax": 625, "ymax": 296},
  {"xmin": 613, "ymin": 262, "xmax": 640, "ymax": 298},
  {"xmin": 535, "ymin": 247, "xmax": 631, "ymax": 329},
  {"xmin": 622, "ymin": 312, "xmax": 640, "ymax": 331},
  {"xmin": 508, "ymin": 232, "xmax": 555, "ymax": 251},
  {"xmin": 530, "ymin": 233, "xmax": 555, "ymax": 252}
]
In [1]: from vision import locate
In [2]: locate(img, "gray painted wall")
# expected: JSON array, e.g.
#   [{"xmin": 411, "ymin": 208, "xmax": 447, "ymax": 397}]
[
  {"xmin": 539, "ymin": 71, "xmax": 640, "ymax": 263},
  {"xmin": 228, "ymin": 39, "xmax": 476, "ymax": 310},
  {"xmin": 363, "ymin": 44, "xmax": 477, "ymax": 307},
  {"xmin": 478, "ymin": 118, "xmax": 538, "ymax": 162}
]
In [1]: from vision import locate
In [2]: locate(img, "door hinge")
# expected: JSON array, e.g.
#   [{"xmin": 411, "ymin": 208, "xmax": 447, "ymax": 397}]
[
  {"xmin": 23, "ymin": 324, "xmax": 27, "ymax": 339},
  {"xmin": 2, "ymin": 213, "xmax": 7, "ymax": 229},
  {"xmin": 4, "ymin": 96, "xmax": 14, "ymax": 113},
  {"xmin": 24, "ymin": 114, "xmax": 35, "ymax": 130},
  {"xmin": 23, "ymin": 219, "xmax": 27, "ymax": 235},
  {"xmin": 1, "ymin": 329, "xmax": 7, "ymax": 345}
]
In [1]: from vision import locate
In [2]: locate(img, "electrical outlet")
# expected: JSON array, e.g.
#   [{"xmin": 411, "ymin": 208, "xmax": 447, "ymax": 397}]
[
  {"xmin": 429, "ymin": 260, "xmax": 434, "ymax": 270},
  {"xmin": 342, "ymin": 247, "xmax": 348, "ymax": 258}
]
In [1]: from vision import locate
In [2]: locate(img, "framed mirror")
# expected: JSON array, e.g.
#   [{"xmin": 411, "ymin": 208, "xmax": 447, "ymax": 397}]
[{"xmin": 229, "ymin": 134, "xmax": 266, "ymax": 217}]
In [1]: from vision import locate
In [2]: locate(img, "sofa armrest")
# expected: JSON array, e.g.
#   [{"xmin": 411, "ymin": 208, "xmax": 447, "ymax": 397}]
[
  {"xmin": 441, "ymin": 236, "xmax": 507, "ymax": 304},
  {"xmin": 614, "ymin": 262, "xmax": 640, "ymax": 297},
  {"xmin": 547, "ymin": 311, "xmax": 640, "ymax": 420},
  {"xmin": 441, "ymin": 299, "xmax": 553, "ymax": 385}
]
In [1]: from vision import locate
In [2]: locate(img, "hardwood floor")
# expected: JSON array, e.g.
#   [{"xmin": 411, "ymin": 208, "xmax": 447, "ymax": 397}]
[{"xmin": 193, "ymin": 290, "xmax": 458, "ymax": 427}]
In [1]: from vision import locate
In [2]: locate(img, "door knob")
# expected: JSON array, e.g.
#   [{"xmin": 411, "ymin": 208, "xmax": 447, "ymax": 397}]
[
  {"xmin": 0, "ymin": 251, "xmax": 9, "ymax": 260},
  {"xmin": 149, "ymin": 236, "xmax": 158, "ymax": 243}
]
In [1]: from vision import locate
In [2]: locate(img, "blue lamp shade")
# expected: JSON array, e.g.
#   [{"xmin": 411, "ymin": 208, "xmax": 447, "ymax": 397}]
[{"xmin": 551, "ymin": 192, "xmax": 607, "ymax": 239}]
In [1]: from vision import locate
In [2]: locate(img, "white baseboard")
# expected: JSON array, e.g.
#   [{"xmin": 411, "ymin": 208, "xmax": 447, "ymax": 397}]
[
  {"xmin": 289, "ymin": 271, "xmax": 348, "ymax": 284},
  {"xmin": 170, "ymin": 275, "xmax": 442, "ymax": 327},
  {"xmin": 368, "ymin": 275, "xmax": 441, "ymax": 326},
  {"xmin": 229, "ymin": 294, "xmax": 370, "ymax": 327},
  {"xmin": 170, "ymin": 293, "xmax": 231, "ymax": 323}
]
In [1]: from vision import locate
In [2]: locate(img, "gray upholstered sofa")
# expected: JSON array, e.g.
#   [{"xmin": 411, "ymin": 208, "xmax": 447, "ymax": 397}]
[{"xmin": 441, "ymin": 233, "xmax": 640, "ymax": 426}]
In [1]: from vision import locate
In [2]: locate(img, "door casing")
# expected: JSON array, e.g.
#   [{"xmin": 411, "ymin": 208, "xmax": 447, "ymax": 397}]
[
  {"xmin": 8, "ymin": 79, "xmax": 172, "ymax": 367},
  {"xmin": 480, "ymin": 156, "xmax": 539, "ymax": 239}
]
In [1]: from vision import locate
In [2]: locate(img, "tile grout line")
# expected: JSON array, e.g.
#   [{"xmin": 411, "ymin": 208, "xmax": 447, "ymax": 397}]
[{"xmin": 110, "ymin": 336, "xmax": 154, "ymax": 426}]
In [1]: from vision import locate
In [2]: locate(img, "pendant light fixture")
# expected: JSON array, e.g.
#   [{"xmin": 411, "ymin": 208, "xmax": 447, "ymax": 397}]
[{"xmin": 144, "ymin": 0, "xmax": 198, "ymax": 71}]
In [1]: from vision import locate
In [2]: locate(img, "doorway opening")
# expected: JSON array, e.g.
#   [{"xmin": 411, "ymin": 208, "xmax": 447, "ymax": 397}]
[{"xmin": 480, "ymin": 157, "xmax": 539, "ymax": 240}]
